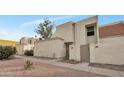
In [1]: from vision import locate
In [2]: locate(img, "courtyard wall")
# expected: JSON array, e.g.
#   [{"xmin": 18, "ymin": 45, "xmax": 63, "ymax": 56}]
[
  {"xmin": 34, "ymin": 37, "xmax": 66, "ymax": 58},
  {"xmin": 90, "ymin": 36, "xmax": 124, "ymax": 65}
]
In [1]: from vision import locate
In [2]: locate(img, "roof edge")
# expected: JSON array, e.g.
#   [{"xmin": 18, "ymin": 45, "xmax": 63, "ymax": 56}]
[
  {"xmin": 75, "ymin": 15, "xmax": 98, "ymax": 23},
  {"xmin": 56, "ymin": 21, "xmax": 73, "ymax": 27},
  {"xmin": 35, "ymin": 37, "xmax": 64, "ymax": 43},
  {"xmin": 100, "ymin": 21, "xmax": 124, "ymax": 28}
]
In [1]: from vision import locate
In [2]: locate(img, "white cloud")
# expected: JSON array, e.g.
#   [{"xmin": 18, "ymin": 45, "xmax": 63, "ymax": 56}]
[
  {"xmin": 0, "ymin": 29, "xmax": 10, "ymax": 35},
  {"xmin": 0, "ymin": 27, "xmax": 28, "ymax": 41},
  {"xmin": 20, "ymin": 19, "xmax": 43, "ymax": 27},
  {"xmin": 20, "ymin": 16, "xmax": 75, "ymax": 28}
]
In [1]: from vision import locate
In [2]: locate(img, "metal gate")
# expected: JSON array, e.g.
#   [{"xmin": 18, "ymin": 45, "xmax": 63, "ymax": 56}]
[{"xmin": 80, "ymin": 44, "xmax": 90, "ymax": 62}]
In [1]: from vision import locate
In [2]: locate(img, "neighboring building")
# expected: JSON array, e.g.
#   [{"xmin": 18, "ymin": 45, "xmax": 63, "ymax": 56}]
[
  {"xmin": 92, "ymin": 36, "xmax": 124, "ymax": 65},
  {"xmin": 20, "ymin": 37, "xmax": 37, "ymax": 45},
  {"xmin": 91, "ymin": 21, "xmax": 124, "ymax": 65},
  {"xmin": 0, "ymin": 39, "xmax": 18, "ymax": 46},
  {"xmin": 16, "ymin": 37, "xmax": 37, "ymax": 55},
  {"xmin": 34, "ymin": 16, "xmax": 99, "ymax": 61},
  {"xmin": 99, "ymin": 21, "xmax": 124, "ymax": 38}
]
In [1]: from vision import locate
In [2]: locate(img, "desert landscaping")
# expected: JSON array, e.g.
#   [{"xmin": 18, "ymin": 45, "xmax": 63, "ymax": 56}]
[{"xmin": 0, "ymin": 56, "xmax": 104, "ymax": 77}]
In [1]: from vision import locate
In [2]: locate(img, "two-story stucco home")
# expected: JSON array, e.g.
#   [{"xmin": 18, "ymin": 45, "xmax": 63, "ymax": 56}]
[
  {"xmin": 34, "ymin": 16, "xmax": 99, "ymax": 62},
  {"xmin": 16, "ymin": 37, "xmax": 37, "ymax": 55},
  {"xmin": 16, "ymin": 16, "xmax": 124, "ymax": 65}
]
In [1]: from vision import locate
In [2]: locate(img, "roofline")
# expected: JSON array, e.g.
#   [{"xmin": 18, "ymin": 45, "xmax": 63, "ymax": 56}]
[
  {"xmin": 56, "ymin": 21, "xmax": 73, "ymax": 27},
  {"xmin": 21, "ymin": 37, "xmax": 35, "ymax": 39},
  {"xmin": 56, "ymin": 15, "xmax": 98, "ymax": 27},
  {"xmin": 100, "ymin": 21, "xmax": 124, "ymax": 28},
  {"xmin": 35, "ymin": 37, "xmax": 64, "ymax": 43},
  {"xmin": 75, "ymin": 15, "xmax": 98, "ymax": 23}
]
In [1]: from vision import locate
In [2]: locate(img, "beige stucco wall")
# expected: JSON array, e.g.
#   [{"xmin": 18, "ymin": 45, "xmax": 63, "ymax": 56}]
[
  {"xmin": 69, "ymin": 44, "xmax": 76, "ymax": 60},
  {"xmin": 75, "ymin": 16, "xmax": 98, "ymax": 45},
  {"xmin": 52, "ymin": 22, "xmax": 74, "ymax": 42},
  {"xmin": 70, "ymin": 16, "xmax": 98, "ymax": 61},
  {"xmin": 34, "ymin": 38, "xmax": 66, "ymax": 58},
  {"xmin": 91, "ymin": 36, "xmax": 124, "ymax": 65},
  {"xmin": 16, "ymin": 44, "xmax": 34, "ymax": 55},
  {"xmin": 24, "ymin": 44, "xmax": 34, "ymax": 51},
  {"xmin": 20, "ymin": 37, "xmax": 28, "ymax": 44},
  {"xmin": 16, "ymin": 44, "xmax": 24, "ymax": 55},
  {"xmin": 20, "ymin": 37, "xmax": 37, "ymax": 45}
]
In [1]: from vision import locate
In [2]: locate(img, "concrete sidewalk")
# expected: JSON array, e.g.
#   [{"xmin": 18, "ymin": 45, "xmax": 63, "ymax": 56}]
[{"xmin": 16, "ymin": 55, "xmax": 124, "ymax": 77}]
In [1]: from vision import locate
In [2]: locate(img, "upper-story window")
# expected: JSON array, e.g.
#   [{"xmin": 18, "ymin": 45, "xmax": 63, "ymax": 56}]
[{"xmin": 86, "ymin": 26, "xmax": 95, "ymax": 36}]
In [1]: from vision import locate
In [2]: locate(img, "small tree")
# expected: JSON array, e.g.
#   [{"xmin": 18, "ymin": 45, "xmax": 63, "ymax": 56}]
[
  {"xmin": 35, "ymin": 18, "xmax": 54, "ymax": 40},
  {"xmin": 24, "ymin": 60, "xmax": 34, "ymax": 70}
]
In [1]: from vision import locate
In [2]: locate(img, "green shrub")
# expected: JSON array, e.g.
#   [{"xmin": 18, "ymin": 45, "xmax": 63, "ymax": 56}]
[
  {"xmin": 24, "ymin": 60, "xmax": 34, "ymax": 70},
  {"xmin": 0, "ymin": 46, "xmax": 16, "ymax": 60},
  {"xmin": 24, "ymin": 50, "xmax": 33, "ymax": 56}
]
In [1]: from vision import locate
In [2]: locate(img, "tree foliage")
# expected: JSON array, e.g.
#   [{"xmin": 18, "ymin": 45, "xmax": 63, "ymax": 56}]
[{"xmin": 36, "ymin": 18, "xmax": 54, "ymax": 40}]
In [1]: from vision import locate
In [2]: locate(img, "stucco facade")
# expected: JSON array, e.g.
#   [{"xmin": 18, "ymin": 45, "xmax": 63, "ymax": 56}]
[
  {"xmin": 51, "ymin": 16, "xmax": 99, "ymax": 61},
  {"xmin": 16, "ymin": 37, "xmax": 36, "ymax": 55},
  {"xmin": 16, "ymin": 44, "xmax": 34, "ymax": 55},
  {"xmin": 34, "ymin": 16, "xmax": 98, "ymax": 60},
  {"xmin": 20, "ymin": 37, "xmax": 37, "ymax": 45},
  {"xmin": 34, "ymin": 37, "xmax": 66, "ymax": 58},
  {"xmin": 70, "ymin": 16, "xmax": 99, "ymax": 61},
  {"xmin": 16, "ymin": 16, "xmax": 124, "ymax": 65},
  {"xmin": 90, "ymin": 36, "xmax": 124, "ymax": 65},
  {"xmin": 88, "ymin": 21, "xmax": 124, "ymax": 65},
  {"xmin": 52, "ymin": 22, "xmax": 74, "ymax": 42}
]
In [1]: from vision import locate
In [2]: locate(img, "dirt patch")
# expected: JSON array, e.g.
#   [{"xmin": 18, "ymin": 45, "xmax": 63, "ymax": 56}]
[
  {"xmin": 89, "ymin": 63, "xmax": 124, "ymax": 71},
  {"xmin": 0, "ymin": 58, "xmax": 104, "ymax": 77}
]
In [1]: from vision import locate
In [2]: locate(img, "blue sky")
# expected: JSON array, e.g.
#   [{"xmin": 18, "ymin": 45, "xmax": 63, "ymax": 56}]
[{"xmin": 0, "ymin": 15, "xmax": 124, "ymax": 41}]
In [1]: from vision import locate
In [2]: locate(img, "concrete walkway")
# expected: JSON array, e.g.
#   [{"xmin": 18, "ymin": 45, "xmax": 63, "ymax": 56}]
[{"xmin": 16, "ymin": 55, "xmax": 124, "ymax": 77}]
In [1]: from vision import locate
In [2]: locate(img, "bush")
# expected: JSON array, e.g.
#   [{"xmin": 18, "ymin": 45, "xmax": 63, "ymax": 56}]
[
  {"xmin": 24, "ymin": 50, "xmax": 33, "ymax": 56},
  {"xmin": 0, "ymin": 46, "xmax": 16, "ymax": 60},
  {"xmin": 24, "ymin": 60, "xmax": 34, "ymax": 70}
]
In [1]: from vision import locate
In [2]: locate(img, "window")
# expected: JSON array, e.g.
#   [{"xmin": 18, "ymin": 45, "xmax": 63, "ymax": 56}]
[{"xmin": 86, "ymin": 26, "xmax": 95, "ymax": 36}]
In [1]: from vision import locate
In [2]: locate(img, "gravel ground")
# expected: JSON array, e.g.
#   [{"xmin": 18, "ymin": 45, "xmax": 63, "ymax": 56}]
[{"xmin": 0, "ymin": 58, "xmax": 104, "ymax": 77}]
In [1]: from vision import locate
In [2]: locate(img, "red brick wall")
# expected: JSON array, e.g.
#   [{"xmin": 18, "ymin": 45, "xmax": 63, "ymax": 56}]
[{"xmin": 99, "ymin": 23, "xmax": 124, "ymax": 38}]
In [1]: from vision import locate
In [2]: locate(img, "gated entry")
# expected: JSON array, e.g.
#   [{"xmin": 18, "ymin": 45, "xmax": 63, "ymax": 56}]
[{"xmin": 80, "ymin": 44, "xmax": 90, "ymax": 62}]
